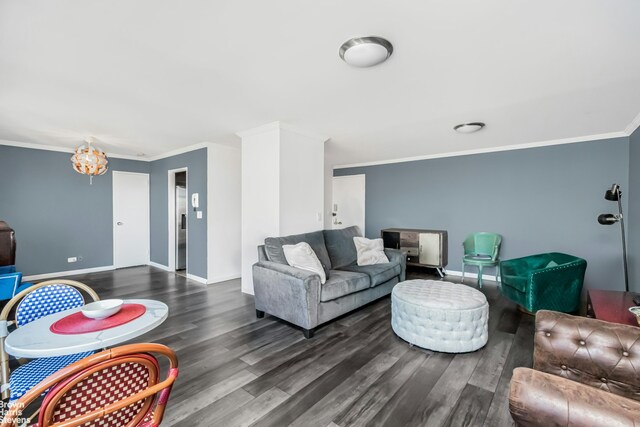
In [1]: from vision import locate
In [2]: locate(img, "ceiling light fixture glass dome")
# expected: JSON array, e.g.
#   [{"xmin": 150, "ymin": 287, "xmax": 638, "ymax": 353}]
[
  {"xmin": 339, "ymin": 36, "xmax": 393, "ymax": 68},
  {"xmin": 454, "ymin": 122, "xmax": 486, "ymax": 134}
]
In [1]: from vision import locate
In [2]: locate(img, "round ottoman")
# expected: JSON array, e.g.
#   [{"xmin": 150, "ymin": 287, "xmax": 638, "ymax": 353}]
[{"xmin": 391, "ymin": 279, "xmax": 489, "ymax": 353}]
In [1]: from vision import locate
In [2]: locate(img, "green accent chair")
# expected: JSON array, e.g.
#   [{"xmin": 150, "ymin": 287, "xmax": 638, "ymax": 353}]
[
  {"xmin": 499, "ymin": 252, "xmax": 587, "ymax": 313},
  {"xmin": 462, "ymin": 232, "xmax": 502, "ymax": 288}
]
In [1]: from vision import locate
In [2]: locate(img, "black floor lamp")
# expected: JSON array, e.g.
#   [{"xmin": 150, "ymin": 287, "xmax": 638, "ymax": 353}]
[{"xmin": 597, "ymin": 183, "xmax": 629, "ymax": 292}]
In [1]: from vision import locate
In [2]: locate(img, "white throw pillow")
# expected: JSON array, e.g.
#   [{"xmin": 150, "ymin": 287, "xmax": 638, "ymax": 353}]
[
  {"xmin": 353, "ymin": 237, "xmax": 389, "ymax": 266},
  {"xmin": 282, "ymin": 242, "xmax": 327, "ymax": 284}
]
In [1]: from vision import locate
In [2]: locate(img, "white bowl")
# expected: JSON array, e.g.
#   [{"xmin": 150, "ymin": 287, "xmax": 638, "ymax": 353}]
[{"xmin": 81, "ymin": 299, "xmax": 124, "ymax": 319}]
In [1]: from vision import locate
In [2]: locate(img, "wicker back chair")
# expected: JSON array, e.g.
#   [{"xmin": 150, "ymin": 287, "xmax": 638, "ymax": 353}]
[
  {"xmin": 0, "ymin": 344, "xmax": 178, "ymax": 427},
  {"xmin": 0, "ymin": 280, "xmax": 100, "ymax": 400}
]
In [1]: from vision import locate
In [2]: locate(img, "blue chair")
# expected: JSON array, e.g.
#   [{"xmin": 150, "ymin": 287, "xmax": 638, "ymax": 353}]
[
  {"xmin": 0, "ymin": 265, "xmax": 34, "ymax": 301},
  {"xmin": 0, "ymin": 279, "xmax": 100, "ymax": 401}
]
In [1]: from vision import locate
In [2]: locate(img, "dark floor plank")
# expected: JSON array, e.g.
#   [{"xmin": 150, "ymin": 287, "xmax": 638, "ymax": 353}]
[
  {"xmin": 443, "ymin": 384, "xmax": 494, "ymax": 427},
  {"xmin": 369, "ymin": 351, "xmax": 454, "ymax": 427},
  {"xmin": 467, "ymin": 331, "xmax": 514, "ymax": 392},
  {"xmin": 483, "ymin": 314, "xmax": 535, "ymax": 427},
  {"xmin": 412, "ymin": 350, "xmax": 484, "ymax": 426},
  {"xmin": 333, "ymin": 348, "xmax": 429, "ymax": 427},
  {"xmin": 250, "ymin": 329, "xmax": 394, "ymax": 427}
]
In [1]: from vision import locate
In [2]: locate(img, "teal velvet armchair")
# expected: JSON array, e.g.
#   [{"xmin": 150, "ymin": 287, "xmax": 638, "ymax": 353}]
[{"xmin": 500, "ymin": 252, "xmax": 587, "ymax": 313}]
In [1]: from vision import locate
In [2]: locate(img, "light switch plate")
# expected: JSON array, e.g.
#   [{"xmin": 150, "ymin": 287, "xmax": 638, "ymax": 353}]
[{"xmin": 196, "ymin": 211, "xmax": 203, "ymax": 219}]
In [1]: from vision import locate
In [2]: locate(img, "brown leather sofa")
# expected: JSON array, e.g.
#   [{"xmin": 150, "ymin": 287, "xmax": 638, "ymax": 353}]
[
  {"xmin": 509, "ymin": 310, "xmax": 640, "ymax": 426},
  {"xmin": 0, "ymin": 221, "xmax": 15, "ymax": 267}
]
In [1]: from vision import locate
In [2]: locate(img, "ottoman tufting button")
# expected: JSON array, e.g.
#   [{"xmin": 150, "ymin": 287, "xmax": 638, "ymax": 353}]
[
  {"xmin": 579, "ymin": 340, "xmax": 585, "ymax": 346},
  {"xmin": 601, "ymin": 378, "xmax": 607, "ymax": 383},
  {"xmin": 545, "ymin": 332, "xmax": 551, "ymax": 337},
  {"xmin": 561, "ymin": 365, "xmax": 567, "ymax": 370},
  {"xmin": 623, "ymin": 351, "xmax": 630, "ymax": 357}
]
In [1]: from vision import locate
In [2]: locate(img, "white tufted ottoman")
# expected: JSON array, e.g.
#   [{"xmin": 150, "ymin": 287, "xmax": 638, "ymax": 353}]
[{"xmin": 391, "ymin": 280, "xmax": 489, "ymax": 353}]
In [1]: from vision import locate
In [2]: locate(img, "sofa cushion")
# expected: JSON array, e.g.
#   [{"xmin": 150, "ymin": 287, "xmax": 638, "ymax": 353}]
[
  {"xmin": 353, "ymin": 237, "xmax": 389, "ymax": 266},
  {"xmin": 338, "ymin": 262, "xmax": 401, "ymax": 287},
  {"xmin": 283, "ymin": 242, "xmax": 326, "ymax": 284},
  {"xmin": 265, "ymin": 230, "xmax": 331, "ymax": 276},
  {"xmin": 320, "ymin": 270, "xmax": 370, "ymax": 302},
  {"xmin": 323, "ymin": 226, "xmax": 361, "ymax": 269}
]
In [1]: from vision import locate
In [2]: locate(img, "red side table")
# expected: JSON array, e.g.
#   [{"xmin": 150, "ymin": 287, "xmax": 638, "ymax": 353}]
[{"xmin": 587, "ymin": 289, "xmax": 639, "ymax": 327}]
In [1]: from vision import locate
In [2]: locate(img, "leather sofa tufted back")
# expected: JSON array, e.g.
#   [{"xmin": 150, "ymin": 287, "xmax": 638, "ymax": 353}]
[
  {"xmin": 0, "ymin": 221, "xmax": 16, "ymax": 267},
  {"xmin": 533, "ymin": 310, "xmax": 640, "ymax": 401}
]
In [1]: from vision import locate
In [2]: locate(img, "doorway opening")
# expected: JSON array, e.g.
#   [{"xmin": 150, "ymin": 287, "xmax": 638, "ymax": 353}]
[{"xmin": 168, "ymin": 168, "xmax": 188, "ymax": 277}]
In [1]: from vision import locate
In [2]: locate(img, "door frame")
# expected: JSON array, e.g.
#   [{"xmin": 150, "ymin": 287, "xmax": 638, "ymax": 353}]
[
  {"xmin": 112, "ymin": 171, "xmax": 150, "ymax": 269},
  {"xmin": 168, "ymin": 167, "xmax": 188, "ymax": 272},
  {"xmin": 332, "ymin": 174, "xmax": 366, "ymax": 233}
]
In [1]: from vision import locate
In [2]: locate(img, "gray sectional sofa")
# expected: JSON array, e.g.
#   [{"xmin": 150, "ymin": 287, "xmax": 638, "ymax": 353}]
[{"xmin": 252, "ymin": 226, "xmax": 406, "ymax": 338}]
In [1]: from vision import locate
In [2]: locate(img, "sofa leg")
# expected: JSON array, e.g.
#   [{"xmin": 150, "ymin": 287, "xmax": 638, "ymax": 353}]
[
  {"xmin": 256, "ymin": 309, "xmax": 265, "ymax": 319},
  {"xmin": 303, "ymin": 328, "xmax": 315, "ymax": 339}
]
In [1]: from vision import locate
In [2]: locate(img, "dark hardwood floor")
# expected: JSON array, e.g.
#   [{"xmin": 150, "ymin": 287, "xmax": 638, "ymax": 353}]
[{"xmin": 63, "ymin": 266, "xmax": 532, "ymax": 426}]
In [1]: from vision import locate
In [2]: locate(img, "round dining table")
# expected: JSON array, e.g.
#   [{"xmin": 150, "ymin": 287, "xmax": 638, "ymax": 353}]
[{"xmin": 4, "ymin": 299, "xmax": 168, "ymax": 358}]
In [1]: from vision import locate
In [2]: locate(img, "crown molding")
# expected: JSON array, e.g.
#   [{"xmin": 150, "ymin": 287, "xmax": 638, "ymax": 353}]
[
  {"xmin": 280, "ymin": 123, "xmax": 329, "ymax": 143},
  {"xmin": 144, "ymin": 142, "xmax": 210, "ymax": 161},
  {"xmin": 625, "ymin": 111, "xmax": 640, "ymax": 136},
  {"xmin": 0, "ymin": 138, "xmax": 146, "ymax": 161},
  {"xmin": 333, "ymin": 131, "xmax": 628, "ymax": 169}
]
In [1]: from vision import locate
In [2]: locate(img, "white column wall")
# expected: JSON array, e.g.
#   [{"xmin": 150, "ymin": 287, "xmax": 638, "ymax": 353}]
[
  {"xmin": 279, "ymin": 128, "xmax": 325, "ymax": 235},
  {"xmin": 239, "ymin": 122, "xmax": 326, "ymax": 295},
  {"xmin": 207, "ymin": 143, "xmax": 242, "ymax": 284},
  {"xmin": 240, "ymin": 126, "xmax": 281, "ymax": 294}
]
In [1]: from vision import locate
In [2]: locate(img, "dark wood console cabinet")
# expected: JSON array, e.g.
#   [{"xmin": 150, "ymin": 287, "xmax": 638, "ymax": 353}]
[{"xmin": 381, "ymin": 228, "xmax": 448, "ymax": 277}]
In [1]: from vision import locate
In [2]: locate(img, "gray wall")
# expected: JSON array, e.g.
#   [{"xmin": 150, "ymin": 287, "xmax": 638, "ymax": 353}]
[
  {"xmin": 335, "ymin": 137, "xmax": 631, "ymax": 291},
  {"xmin": 149, "ymin": 148, "xmax": 208, "ymax": 279},
  {"xmin": 628, "ymin": 127, "xmax": 640, "ymax": 290},
  {"xmin": 0, "ymin": 145, "xmax": 149, "ymax": 275}
]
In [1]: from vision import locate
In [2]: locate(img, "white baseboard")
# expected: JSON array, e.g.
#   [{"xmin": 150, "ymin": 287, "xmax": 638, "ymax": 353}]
[
  {"xmin": 445, "ymin": 269, "xmax": 499, "ymax": 282},
  {"xmin": 207, "ymin": 273, "xmax": 241, "ymax": 284},
  {"xmin": 148, "ymin": 261, "xmax": 172, "ymax": 272},
  {"xmin": 186, "ymin": 273, "xmax": 208, "ymax": 284},
  {"xmin": 24, "ymin": 265, "xmax": 115, "ymax": 281}
]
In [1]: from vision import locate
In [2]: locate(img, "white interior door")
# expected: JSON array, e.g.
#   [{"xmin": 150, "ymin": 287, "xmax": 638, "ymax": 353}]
[
  {"xmin": 113, "ymin": 172, "xmax": 150, "ymax": 268},
  {"xmin": 332, "ymin": 175, "xmax": 366, "ymax": 233}
]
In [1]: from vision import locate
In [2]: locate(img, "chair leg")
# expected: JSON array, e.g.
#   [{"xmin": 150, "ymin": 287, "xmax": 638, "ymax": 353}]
[
  {"xmin": 461, "ymin": 264, "xmax": 465, "ymax": 283},
  {"xmin": 256, "ymin": 310, "xmax": 265, "ymax": 319},
  {"xmin": 495, "ymin": 266, "xmax": 500, "ymax": 284},
  {"xmin": 478, "ymin": 265, "xmax": 484, "ymax": 288}
]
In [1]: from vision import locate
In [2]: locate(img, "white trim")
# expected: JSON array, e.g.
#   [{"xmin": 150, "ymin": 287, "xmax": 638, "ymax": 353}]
[
  {"xmin": 168, "ymin": 168, "xmax": 189, "ymax": 273},
  {"xmin": 279, "ymin": 123, "xmax": 329, "ymax": 143},
  {"xmin": 207, "ymin": 273, "xmax": 241, "ymax": 284},
  {"xmin": 186, "ymin": 273, "xmax": 208, "ymax": 284},
  {"xmin": 148, "ymin": 261, "xmax": 172, "ymax": 272},
  {"xmin": 23, "ymin": 266, "xmax": 115, "ymax": 281},
  {"xmin": 145, "ymin": 142, "xmax": 210, "ymax": 161},
  {"xmin": 625, "ymin": 112, "xmax": 640, "ymax": 135},
  {"xmin": 333, "ymin": 131, "xmax": 628, "ymax": 169},
  {"xmin": 0, "ymin": 139, "xmax": 144, "ymax": 160},
  {"xmin": 113, "ymin": 171, "xmax": 151, "ymax": 269}
]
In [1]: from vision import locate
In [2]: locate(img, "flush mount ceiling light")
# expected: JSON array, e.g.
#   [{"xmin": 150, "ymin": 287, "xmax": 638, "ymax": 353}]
[
  {"xmin": 454, "ymin": 122, "xmax": 486, "ymax": 134},
  {"xmin": 339, "ymin": 36, "xmax": 393, "ymax": 68}
]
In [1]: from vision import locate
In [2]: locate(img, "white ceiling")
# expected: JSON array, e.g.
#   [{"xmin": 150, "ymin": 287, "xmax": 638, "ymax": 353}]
[{"xmin": 1, "ymin": 1, "xmax": 639, "ymax": 166}]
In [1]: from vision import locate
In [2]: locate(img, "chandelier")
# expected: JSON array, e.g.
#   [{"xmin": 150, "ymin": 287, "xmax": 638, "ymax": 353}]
[{"xmin": 70, "ymin": 137, "xmax": 109, "ymax": 184}]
